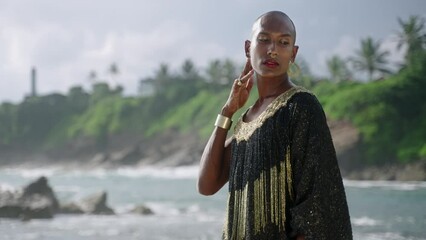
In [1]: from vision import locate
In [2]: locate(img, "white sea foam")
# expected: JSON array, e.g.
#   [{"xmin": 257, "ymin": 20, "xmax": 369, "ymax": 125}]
[
  {"xmin": 186, "ymin": 204, "xmax": 201, "ymax": 214},
  {"xmin": 344, "ymin": 179, "xmax": 426, "ymax": 191},
  {"xmin": 146, "ymin": 201, "xmax": 181, "ymax": 216},
  {"xmin": 352, "ymin": 216, "xmax": 381, "ymax": 226},
  {"xmin": 0, "ymin": 165, "xmax": 200, "ymax": 179},
  {"xmin": 78, "ymin": 230, "xmax": 96, "ymax": 236},
  {"xmin": 55, "ymin": 185, "xmax": 82, "ymax": 193},
  {"xmin": 354, "ymin": 232, "xmax": 421, "ymax": 240},
  {"xmin": 0, "ymin": 183, "xmax": 18, "ymax": 192},
  {"xmin": 115, "ymin": 165, "xmax": 199, "ymax": 179},
  {"xmin": 2, "ymin": 167, "xmax": 61, "ymax": 178}
]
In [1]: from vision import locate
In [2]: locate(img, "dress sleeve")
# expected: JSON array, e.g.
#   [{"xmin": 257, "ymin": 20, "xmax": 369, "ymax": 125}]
[{"xmin": 288, "ymin": 93, "xmax": 352, "ymax": 240}]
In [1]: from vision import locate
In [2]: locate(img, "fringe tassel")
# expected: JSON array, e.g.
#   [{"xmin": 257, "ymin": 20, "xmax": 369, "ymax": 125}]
[{"xmin": 223, "ymin": 146, "xmax": 293, "ymax": 239}]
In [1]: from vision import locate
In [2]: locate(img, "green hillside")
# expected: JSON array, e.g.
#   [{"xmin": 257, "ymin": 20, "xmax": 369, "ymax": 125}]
[{"xmin": 1, "ymin": 16, "xmax": 425, "ymax": 166}]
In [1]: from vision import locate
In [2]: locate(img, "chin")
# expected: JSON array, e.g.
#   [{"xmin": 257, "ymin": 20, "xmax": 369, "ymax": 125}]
[{"xmin": 257, "ymin": 71, "xmax": 287, "ymax": 79}]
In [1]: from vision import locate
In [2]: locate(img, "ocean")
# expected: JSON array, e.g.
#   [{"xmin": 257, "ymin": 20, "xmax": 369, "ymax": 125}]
[{"xmin": 0, "ymin": 166, "xmax": 425, "ymax": 240}]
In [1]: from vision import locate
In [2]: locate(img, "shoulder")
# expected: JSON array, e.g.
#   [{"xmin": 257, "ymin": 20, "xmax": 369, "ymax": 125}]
[
  {"xmin": 271, "ymin": 86, "xmax": 316, "ymax": 110},
  {"xmin": 290, "ymin": 90, "xmax": 320, "ymax": 106},
  {"xmin": 267, "ymin": 86, "xmax": 324, "ymax": 119},
  {"xmin": 289, "ymin": 90, "xmax": 323, "ymax": 113},
  {"xmin": 285, "ymin": 89, "xmax": 328, "ymax": 124}
]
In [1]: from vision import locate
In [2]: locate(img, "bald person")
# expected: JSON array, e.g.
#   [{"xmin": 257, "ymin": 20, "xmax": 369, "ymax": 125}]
[{"xmin": 198, "ymin": 11, "xmax": 352, "ymax": 240}]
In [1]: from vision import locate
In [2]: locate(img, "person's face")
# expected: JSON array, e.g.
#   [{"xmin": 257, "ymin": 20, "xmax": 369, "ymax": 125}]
[{"xmin": 245, "ymin": 15, "xmax": 298, "ymax": 78}]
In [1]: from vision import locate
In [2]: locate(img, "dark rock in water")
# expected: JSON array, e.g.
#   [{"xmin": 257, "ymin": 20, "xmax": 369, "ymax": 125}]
[
  {"xmin": 21, "ymin": 194, "xmax": 54, "ymax": 219},
  {"xmin": 59, "ymin": 202, "xmax": 85, "ymax": 214},
  {"xmin": 78, "ymin": 191, "xmax": 115, "ymax": 215},
  {"xmin": 59, "ymin": 191, "xmax": 116, "ymax": 215},
  {"xmin": 0, "ymin": 176, "xmax": 57, "ymax": 219},
  {"xmin": 22, "ymin": 176, "xmax": 59, "ymax": 213},
  {"xmin": 0, "ymin": 205, "xmax": 23, "ymax": 218},
  {"xmin": 129, "ymin": 204, "xmax": 154, "ymax": 215},
  {"xmin": 0, "ymin": 187, "xmax": 24, "ymax": 218}
]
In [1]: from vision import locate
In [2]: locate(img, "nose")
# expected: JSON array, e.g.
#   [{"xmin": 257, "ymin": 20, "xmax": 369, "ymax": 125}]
[
  {"xmin": 267, "ymin": 42, "xmax": 278, "ymax": 58},
  {"xmin": 267, "ymin": 49, "xmax": 278, "ymax": 59}
]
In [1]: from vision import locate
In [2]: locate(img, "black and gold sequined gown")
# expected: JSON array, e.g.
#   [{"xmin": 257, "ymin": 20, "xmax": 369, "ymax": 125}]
[{"xmin": 223, "ymin": 87, "xmax": 352, "ymax": 240}]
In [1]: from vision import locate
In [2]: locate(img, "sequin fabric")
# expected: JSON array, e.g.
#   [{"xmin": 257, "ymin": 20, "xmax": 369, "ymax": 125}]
[{"xmin": 223, "ymin": 87, "xmax": 353, "ymax": 240}]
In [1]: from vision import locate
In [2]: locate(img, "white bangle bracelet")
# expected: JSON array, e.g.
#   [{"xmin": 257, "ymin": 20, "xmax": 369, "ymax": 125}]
[{"xmin": 214, "ymin": 114, "xmax": 232, "ymax": 130}]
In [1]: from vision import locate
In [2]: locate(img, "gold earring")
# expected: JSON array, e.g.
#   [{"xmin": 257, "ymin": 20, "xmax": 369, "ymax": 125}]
[{"xmin": 287, "ymin": 61, "xmax": 301, "ymax": 78}]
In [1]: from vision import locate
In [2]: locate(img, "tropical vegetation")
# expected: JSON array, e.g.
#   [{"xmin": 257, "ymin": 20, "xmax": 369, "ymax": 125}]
[{"xmin": 0, "ymin": 15, "xmax": 425, "ymax": 166}]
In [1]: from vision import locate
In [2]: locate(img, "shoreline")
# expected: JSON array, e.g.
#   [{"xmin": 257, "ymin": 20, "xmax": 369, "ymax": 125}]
[
  {"xmin": 0, "ymin": 124, "xmax": 424, "ymax": 181},
  {"xmin": 0, "ymin": 159, "xmax": 425, "ymax": 182}
]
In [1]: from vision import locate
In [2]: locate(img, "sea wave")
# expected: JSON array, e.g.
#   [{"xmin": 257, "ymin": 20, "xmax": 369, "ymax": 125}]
[
  {"xmin": 354, "ymin": 232, "xmax": 425, "ymax": 240},
  {"xmin": 1, "ymin": 167, "xmax": 61, "ymax": 179},
  {"xmin": 0, "ymin": 165, "xmax": 200, "ymax": 179},
  {"xmin": 343, "ymin": 179, "xmax": 426, "ymax": 191},
  {"xmin": 115, "ymin": 165, "xmax": 199, "ymax": 179},
  {"xmin": 0, "ymin": 183, "xmax": 19, "ymax": 192},
  {"xmin": 352, "ymin": 216, "xmax": 381, "ymax": 226},
  {"xmin": 3, "ymin": 167, "xmax": 425, "ymax": 188}
]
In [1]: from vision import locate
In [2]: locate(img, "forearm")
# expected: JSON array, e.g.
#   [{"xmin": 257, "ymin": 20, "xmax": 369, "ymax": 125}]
[
  {"xmin": 197, "ymin": 129, "xmax": 228, "ymax": 195},
  {"xmin": 197, "ymin": 109, "xmax": 233, "ymax": 195},
  {"xmin": 198, "ymin": 59, "xmax": 253, "ymax": 195}
]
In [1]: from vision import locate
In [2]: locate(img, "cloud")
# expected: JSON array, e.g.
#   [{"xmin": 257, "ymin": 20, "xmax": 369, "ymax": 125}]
[
  {"xmin": 0, "ymin": 17, "xmax": 230, "ymax": 102},
  {"xmin": 314, "ymin": 35, "xmax": 359, "ymax": 77},
  {"xmin": 1, "ymin": 0, "xmax": 425, "ymax": 102}
]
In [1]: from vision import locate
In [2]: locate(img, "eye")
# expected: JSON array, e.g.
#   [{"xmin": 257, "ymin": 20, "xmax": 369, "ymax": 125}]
[
  {"xmin": 279, "ymin": 39, "xmax": 290, "ymax": 45},
  {"xmin": 257, "ymin": 36, "xmax": 270, "ymax": 42}
]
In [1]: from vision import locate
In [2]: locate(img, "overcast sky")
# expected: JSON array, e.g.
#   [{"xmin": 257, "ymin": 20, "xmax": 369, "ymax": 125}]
[{"xmin": 0, "ymin": 0, "xmax": 425, "ymax": 103}]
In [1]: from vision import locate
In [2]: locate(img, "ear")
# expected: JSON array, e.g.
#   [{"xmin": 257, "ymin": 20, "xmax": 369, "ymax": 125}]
[
  {"xmin": 291, "ymin": 45, "xmax": 299, "ymax": 62},
  {"xmin": 245, "ymin": 40, "xmax": 251, "ymax": 58}
]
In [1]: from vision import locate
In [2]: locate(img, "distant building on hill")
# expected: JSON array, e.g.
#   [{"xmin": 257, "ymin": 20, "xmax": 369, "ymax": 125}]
[{"xmin": 31, "ymin": 67, "xmax": 37, "ymax": 97}]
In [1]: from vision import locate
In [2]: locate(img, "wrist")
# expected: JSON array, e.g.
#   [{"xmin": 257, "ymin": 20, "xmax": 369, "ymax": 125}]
[
  {"xmin": 220, "ymin": 106, "xmax": 234, "ymax": 118},
  {"xmin": 214, "ymin": 114, "xmax": 232, "ymax": 130}
]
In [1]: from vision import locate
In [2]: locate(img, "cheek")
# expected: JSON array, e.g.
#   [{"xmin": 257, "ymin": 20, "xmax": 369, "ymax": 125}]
[
  {"xmin": 281, "ymin": 47, "xmax": 294, "ymax": 56},
  {"xmin": 249, "ymin": 44, "xmax": 258, "ymax": 58},
  {"xmin": 250, "ymin": 57, "xmax": 261, "ymax": 72}
]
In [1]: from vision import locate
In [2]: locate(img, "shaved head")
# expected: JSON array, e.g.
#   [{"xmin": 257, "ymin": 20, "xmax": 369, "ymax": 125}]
[
  {"xmin": 251, "ymin": 11, "xmax": 297, "ymax": 43},
  {"xmin": 245, "ymin": 10, "xmax": 299, "ymax": 79}
]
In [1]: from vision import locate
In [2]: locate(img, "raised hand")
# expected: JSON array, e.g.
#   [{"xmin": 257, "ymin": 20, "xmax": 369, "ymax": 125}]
[{"xmin": 222, "ymin": 59, "xmax": 254, "ymax": 117}]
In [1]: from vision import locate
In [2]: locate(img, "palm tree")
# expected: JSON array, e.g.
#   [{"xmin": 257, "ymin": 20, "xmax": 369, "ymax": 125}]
[
  {"xmin": 108, "ymin": 62, "xmax": 119, "ymax": 86},
  {"xmin": 326, "ymin": 55, "xmax": 351, "ymax": 82},
  {"xmin": 88, "ymin": 70, "xmax": 98, "ymax": 84},
  {"xmin": 396, "ymin": 15, "xmax": 426, "ymax": 63},
  {"xmin": 153, "ymin": 63, "xmax": 171, "ymax": 94},
  {"xmin": 222, "ymin": 59, "xmax": 237, "ymax": 85},
  {"xmin": 181, "ymin": 59, "xmax": 198, "ymax": 80},
  {"xmin": 350, "ymin": 37, "xmax": 391, "ymax": 81},
  {"xmin": 205, "ymin": 59, "xmax": 237, "ymax": 87},
  {"xmin": 205, "ymin": 59, "xmax": 222, "ymax": 84}
]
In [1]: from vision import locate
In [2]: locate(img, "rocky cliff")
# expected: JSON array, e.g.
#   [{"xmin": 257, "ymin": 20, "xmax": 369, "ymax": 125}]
[{"xmin": 0, "ymin": 121, "xmax": 424, "ymax": 181}]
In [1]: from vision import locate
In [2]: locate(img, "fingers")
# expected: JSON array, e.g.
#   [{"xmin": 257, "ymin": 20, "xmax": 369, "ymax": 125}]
[
  {"xmin": 245, "ymin": 76, "xmax": 254, "ymax": 90},
  {"xmin": 237, "ymin": 58, "xmax": 253, "ymax": 86},
  {"xmin": 236, "ymin": 78, "xmax": 244, "ymax": 87},
  {"xmin": 239, "ymin": 59, "xmax": 253, "ymax": 79},
  {"xmin": 226, "ymin": 62, "xmax": 254, "ymax": 113},
  {"xmin": 238, "ymin": 69, "xmax": 254, "ymax": 86}
]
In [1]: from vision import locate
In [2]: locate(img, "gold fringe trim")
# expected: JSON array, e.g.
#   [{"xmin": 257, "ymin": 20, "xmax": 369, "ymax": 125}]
[
  {"xmin": 233, "ymin": 86, "xmax": 310, "ymax": 143},
  {"xmin": 223, "ymin": 149, "xmax": 293, "ymax": 239},
  {"xmin": 286, "ymin": 145, "xmax": 294, "ymax": 201}
]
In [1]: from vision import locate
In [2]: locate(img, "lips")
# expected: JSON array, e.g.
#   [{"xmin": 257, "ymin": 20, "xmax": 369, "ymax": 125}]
[{"xmin": 263, "ymin": 59, "xmax": 279, "ymax": 67}]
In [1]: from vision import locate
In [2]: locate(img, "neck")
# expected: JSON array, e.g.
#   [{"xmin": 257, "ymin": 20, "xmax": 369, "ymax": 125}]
[{"xmin": 256, "ymin": 73, "xmax": 294, "ymax": 100}]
